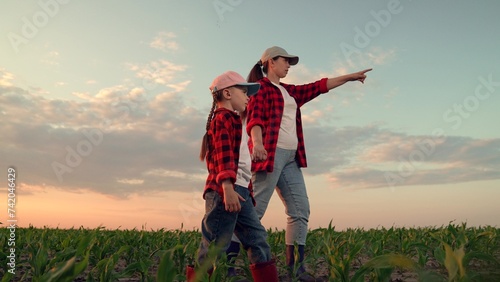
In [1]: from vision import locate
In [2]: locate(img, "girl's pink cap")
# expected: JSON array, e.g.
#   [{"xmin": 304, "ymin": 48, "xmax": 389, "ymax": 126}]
[{"xmin": 210, "ymin": 71, "xmax": 260, "ymax": 96}]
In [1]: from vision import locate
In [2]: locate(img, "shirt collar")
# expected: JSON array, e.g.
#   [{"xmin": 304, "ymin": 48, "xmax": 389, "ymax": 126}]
[
  {"xmin": 214, "ymin": 107, "xmax": 239, "ymax": 117},
  {"xmin": 261, "ymin": 77, "xmax": 287, "ymax": 88}
]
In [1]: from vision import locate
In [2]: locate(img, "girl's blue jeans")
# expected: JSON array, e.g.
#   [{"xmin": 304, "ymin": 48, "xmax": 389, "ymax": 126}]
[{"xmin": 197, "ymin": 184, "xmax": 271, "ymax": 265}]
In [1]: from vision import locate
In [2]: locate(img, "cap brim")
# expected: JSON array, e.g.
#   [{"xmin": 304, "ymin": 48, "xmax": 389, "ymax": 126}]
[
  {"xmin": 285, "ymin": 56, "xmax": 299, "ymax": 65},
  {"xmin": 236, "ymin": 83, "xmax": 260, "ymax": 96}
]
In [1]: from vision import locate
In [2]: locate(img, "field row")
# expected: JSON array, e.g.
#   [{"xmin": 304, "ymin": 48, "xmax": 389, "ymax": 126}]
[{"xmin": 0, "ymin": 222, "xmax": 499, "ymax": 281}]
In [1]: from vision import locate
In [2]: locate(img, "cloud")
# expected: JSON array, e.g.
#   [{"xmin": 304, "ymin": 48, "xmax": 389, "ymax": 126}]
[
  {"xmin": 303, "ymin": 125, "xmax": 500, "ymax": 190},
  {"xmin": 40, "ymin": 51, "xmax": 60, "ymax": 66},
  {"xmin": 126, "ymin": 59, "xmax": 189, "ymax": 90},
  {"xmin": 340, "ymin": 46, "xmax": 396, "ymax": 71},
  {"xmin": 302, "ymin": 109, "xmax": 326, "ymax": 124},
  {"xmin": 117, "ymin": 178, "xmax": 145, "ymax": 185},
  {"xmin": 284, "ymin": 47, "xmax": 395, "ymax": 86},
  {"xmin": 0, "ymin": 68, "xmax": 205, "ymax": 198},
  {"xmin": 0, "ymin": 68, "xmax": 15, "ymax": 87},
  {"xmin": 150, "ymin": 31, "xmax": 180, "ymax": 52},
  {"xmin": 365, "ymin": 47, "xmax": 396, "ymax": 66},
  {"xmin": 2, "ymin": 65, "xmax": 499, "ymax": 198},
  {"xmin": 55, "ymin": 82, "xmax": 66, "ymax": 87}
]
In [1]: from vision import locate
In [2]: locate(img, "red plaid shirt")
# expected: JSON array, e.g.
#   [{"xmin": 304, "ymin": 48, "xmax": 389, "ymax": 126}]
[
  {"xmin": 247, "ymin": 77, "xmax": 329, "ymax": 172},
  {"xmin": 204, "ymin": 108, "xmax": 254, "ymax": 203}
]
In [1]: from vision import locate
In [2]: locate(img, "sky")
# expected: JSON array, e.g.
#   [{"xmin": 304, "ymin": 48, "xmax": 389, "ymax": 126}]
[{"xmin": 1, "ymin": 0, "xmax": 499, "ymax": 232}]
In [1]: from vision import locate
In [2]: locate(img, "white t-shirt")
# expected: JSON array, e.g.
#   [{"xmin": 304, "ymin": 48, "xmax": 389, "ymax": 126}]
[
  {"xmin": 273, "ymin": 82, "xmax": 298, "ymax": 150},
  {"xmin": 235, "ymin": 118, "xmax": 252, "ymax": 188}
]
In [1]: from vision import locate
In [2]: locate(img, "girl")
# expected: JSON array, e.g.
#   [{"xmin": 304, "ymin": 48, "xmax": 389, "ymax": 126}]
[{"xmin": 187, "ymin": 71, "xmax": 278, "ymax": 282}]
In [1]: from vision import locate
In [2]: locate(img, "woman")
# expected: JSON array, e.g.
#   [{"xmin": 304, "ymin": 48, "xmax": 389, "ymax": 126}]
[{"xmin": 228, "ymin": 46, "xmax": 371, "ymax": 281}]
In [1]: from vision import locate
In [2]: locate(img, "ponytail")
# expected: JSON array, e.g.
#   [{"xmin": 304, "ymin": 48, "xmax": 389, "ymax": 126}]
[
  {"xmin": 247, "ymin": 58, "xmax": 275, "ymax": 83},
  {"xmin": 247, "ymin": 61, "xmax": 265, "ymax": 83},
  {"xmin": 199, "ymin": 91, "xmax": 220, "ymax": 161}
]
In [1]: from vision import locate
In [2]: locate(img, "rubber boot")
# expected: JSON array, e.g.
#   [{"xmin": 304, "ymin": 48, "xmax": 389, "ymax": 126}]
[
  {"xmin": 186, "ymin": 265, "xmax": 215, "ymax": 282},
  {"xmin": 297, "ymin": 245, "xmax": 315, "ymax": 281},
  {"xmin": 226, "ymin": 240, "xmax": 240, "ymax": 278},
  {"xmin": 249, "ymin": 259, "xmax": 279, "ymax": 282},
  {"xmin": 286, "ymin": 245, "xmax": 315, "ymax": 282},
  {"xmin": 186, "ymin": 265, "xmax": 196, "ymax": 282},
  {"xmin": 286, "ymin": 245, "xmax": 295, "ymax": 272}
]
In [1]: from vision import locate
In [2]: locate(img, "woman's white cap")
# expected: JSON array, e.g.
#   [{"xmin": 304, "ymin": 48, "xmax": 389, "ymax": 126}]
[{"xmin": 260, "ymin": 46, "xmax": 299, "ymax": 65}]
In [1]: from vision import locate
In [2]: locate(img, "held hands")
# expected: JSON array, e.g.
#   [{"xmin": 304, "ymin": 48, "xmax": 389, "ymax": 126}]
[
  {"xmin": 350, "ymin": 68, "xmax": 373, "ymax": 84},
  {"xmin": 222, "ymin": 180, "xmax": 244, "ymax": 213}
]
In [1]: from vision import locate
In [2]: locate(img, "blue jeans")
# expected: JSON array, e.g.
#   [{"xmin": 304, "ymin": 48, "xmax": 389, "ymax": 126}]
[
  {"xmin": 197, "ymin": 185, "xmax": 271, "ymax": 265},
  {"xmin": 253, "ymin": 148, "xmax": 310, "ymax": 245}
]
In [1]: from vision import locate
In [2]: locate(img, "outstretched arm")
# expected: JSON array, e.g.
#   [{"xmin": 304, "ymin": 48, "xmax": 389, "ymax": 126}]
[{"xmin": 326, "ymin": 68, "xmax": 372, "ymax": 90}]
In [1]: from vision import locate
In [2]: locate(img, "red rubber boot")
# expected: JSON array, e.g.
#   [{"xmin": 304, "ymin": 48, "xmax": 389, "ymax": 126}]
[
  {"xmin": 249, "ymin": 259, "xmax": 279, "ymax": 282},
  {"xmin": 186, "ymin": 265, "xmax": 196, "ymax": 282}
]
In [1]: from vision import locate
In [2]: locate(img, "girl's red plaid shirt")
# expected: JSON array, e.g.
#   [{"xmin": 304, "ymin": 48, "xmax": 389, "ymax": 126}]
[{"xmin": 203, "ymin": 108, "xmax": 255, "ymax": 204}]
